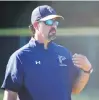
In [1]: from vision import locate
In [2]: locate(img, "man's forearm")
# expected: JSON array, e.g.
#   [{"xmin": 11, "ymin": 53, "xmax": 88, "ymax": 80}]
[
  {"xmin": 72, "ymin": 71, "xmax": 90, "ymax": 94},
  {"xmin": 3, "ymin": 90, "xmax": 17, "ymax": 100}
]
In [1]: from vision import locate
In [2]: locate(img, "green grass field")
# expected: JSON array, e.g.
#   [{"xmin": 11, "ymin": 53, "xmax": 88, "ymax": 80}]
[
  {"xmin": 0, "ymin": 27, "xmax": 99, "ymax": 36},
  {"xmin": 0, "ymin": 91, "xmax": 3, "ymax": 100}
]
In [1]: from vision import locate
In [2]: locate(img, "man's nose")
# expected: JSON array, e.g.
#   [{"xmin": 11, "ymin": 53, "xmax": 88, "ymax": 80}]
[{"xmin": 52, "ymin": 23, "xmax": 57, "ymax": 29}]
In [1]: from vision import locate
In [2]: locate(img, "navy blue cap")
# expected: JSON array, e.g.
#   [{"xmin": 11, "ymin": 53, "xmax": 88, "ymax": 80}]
[{"xmin": 31, "ymin": 5, "xmax": 64, "ymax": 24}]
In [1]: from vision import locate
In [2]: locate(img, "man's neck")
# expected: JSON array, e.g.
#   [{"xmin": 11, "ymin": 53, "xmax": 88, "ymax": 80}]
[{"xmin": 33, "ymin": 34, "xmax": 50, "ymax": 49}]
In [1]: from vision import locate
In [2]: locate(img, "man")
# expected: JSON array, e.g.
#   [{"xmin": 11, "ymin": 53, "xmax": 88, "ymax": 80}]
[{"xmin": 1, "ymin": 5, "xmax": 93, "ymax": 100}]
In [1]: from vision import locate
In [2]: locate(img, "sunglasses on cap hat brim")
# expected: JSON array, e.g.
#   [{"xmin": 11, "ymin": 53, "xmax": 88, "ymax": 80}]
[{"xmin": 36, "ymin": 15, "xmax": 64, "ymax": 26}]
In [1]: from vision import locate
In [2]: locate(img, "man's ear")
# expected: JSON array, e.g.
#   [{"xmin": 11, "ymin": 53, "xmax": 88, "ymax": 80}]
[{"xmin": 33, "ymin": 21, "xmax": 39, "ymax": 31}]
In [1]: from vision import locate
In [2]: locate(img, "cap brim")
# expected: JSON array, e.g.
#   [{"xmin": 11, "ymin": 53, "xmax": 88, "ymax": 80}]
[{"xmin": 39, "ymin": 15, "xmax": 64, "ymax": 21}]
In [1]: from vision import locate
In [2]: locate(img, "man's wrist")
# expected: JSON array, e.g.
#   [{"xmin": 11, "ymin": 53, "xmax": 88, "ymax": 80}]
[{"xmin": 81, "ymin": 67, "xmax": 93, "ymax": 74}]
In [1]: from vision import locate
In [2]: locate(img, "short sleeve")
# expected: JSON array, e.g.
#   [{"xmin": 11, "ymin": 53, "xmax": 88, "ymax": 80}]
[
  {"xmin": 1, "ymin": 53, "xmax": 24, "ymax": 92},
  {"xmin": 69, "ymin": 52, "xmax": 81, "ymax": 86}
]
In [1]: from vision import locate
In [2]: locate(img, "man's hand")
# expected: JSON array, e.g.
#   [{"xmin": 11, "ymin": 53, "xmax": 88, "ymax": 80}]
[
  {"xmin": 72, "ymin": 53, "xmax": 92, "ymax": 72},
  {"xmin": 72, "ymin": 53, "xmax": 93, "ymax": 94}
]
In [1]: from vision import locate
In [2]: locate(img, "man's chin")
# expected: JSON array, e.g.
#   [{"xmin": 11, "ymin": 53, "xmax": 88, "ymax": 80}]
[{"xmin": 48, "ymin": 33, "xmax": 56, "ymax": 41}]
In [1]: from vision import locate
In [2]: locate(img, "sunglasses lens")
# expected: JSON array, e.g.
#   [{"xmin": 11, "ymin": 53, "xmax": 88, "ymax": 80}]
[
  {"xmin": 44, "ymin": 19, "xmax": 59, "ymax": 26},
  {"xmin": 45, "ymin": 20, "xmax": 53, "ymax": 26}
]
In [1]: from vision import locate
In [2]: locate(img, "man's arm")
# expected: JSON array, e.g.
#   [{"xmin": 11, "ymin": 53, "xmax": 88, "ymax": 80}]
[
  {"xmin": 3, "ymin": 90, "xmax": 17, "ymax": 100},
  {"xmin": 71, "ymin": 53, "xmax": 93, "ymax": 94},
  {"xmin": 72, "ymin": 71, "xmax": 91, "ymax": 94},
  {"xmin": 1, "ymin": 54, "xmax": 24, "ymax": 100}
]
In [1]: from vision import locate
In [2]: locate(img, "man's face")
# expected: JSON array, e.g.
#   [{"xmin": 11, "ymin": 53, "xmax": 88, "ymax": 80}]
[{"xmin": 38, "ymin": 19, "xmax": 59, "ymax": 41}]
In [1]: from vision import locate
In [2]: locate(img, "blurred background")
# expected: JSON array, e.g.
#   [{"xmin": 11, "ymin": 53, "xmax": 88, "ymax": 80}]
[{"xmin": 0, "ymin": 1, "xmax": 99, "ymax": 100}]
